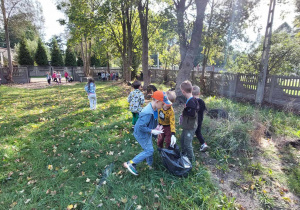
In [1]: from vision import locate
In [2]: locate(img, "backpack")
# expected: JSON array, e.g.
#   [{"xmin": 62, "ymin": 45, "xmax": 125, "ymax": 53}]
[{"xmin": 158, "ymin": 144, "xmax": 192, "ymax": 177}]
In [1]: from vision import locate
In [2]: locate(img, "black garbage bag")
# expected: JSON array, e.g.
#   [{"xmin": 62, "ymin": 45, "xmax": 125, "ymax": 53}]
[{"xmin": 158, "ymin": 144, "xmax": 192, "ymax": 177}]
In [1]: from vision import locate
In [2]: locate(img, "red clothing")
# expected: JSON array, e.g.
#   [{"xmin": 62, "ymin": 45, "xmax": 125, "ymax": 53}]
[
  {"xmin": 64, "ymin": 72, "xmax": 69, "ymax": 78},
  {"xmin": 52, "ymin": 73, "xmax": 56, "ymax": 78}
]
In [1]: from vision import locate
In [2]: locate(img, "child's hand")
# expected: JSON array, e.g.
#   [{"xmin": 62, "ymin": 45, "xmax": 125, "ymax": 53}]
[
  {"xmin": 151, "ymin": 129, "xmax": 164, "ymax": 135},
  {"xmin": 154, "ymin": 125, "xmax": 163, "ymax": 131},
  {"xmin": 170, "ymin": 135, "xmax": 176, "ymax": 147}
]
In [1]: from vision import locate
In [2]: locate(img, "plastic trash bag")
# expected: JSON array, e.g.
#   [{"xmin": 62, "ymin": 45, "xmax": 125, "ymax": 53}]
[{"xmin": 158, "ymin": 144, "xmax": 192, "ymax": 177}]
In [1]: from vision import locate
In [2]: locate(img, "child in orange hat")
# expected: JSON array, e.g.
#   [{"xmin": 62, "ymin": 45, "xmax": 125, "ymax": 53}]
[{"xmin": 124, "ymin": 91, "xmax": 172, "ymax": 176}]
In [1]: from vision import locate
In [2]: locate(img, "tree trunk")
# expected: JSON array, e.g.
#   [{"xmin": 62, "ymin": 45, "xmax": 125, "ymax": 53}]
[
  {"xmin": 1, "ymin": 0, "xmax": 13, "ymax": 83},
  {"xmin": 107, "ymin": 52, "xmax": 110, "ymax": 73},
  {"xmin": 121, "ymin": 6, "xmax": 128, "ymax": 82},
  {"xmin": 80, "ymin": 38, "xmax": 87, "ymax": 76},
  {"xmin": 138, "ymin": 0, "xmax": 151, "ymax": 89},
  {"xmin": 126, "ymin": 6, "xmax": 133, "ymax": 81},
  {"xmin": 175, "ymin": 0, "xmax": 209, "ymax": 101}
]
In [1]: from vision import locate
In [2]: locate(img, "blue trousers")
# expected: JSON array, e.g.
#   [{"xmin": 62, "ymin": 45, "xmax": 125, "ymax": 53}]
[{"xmin": 132, "ymin": 135, "xmax": 154, "ymax": 166}]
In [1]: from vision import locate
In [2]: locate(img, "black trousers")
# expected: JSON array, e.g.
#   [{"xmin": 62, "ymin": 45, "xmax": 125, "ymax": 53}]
[{"xmin": 195, "ymin": 121, "xmax": 205, "ymax": 145}]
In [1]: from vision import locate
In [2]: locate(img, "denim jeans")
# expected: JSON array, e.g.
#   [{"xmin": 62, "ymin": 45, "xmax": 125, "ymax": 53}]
[
  {"xmin": 132, "ymin": 135, "xmax": 154, "ymax": 166},
  {"xmin": 88, "ymin": 94, "xmax": 97, "ymax": 110},
  {"xmin": 180, "ymin": 128, "xmax": 197, "ymax": 163}
]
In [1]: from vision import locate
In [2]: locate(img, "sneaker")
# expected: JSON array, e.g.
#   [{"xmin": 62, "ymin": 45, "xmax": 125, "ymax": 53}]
[
  {"xmin": 200, "ymin": 143, "xmax": 208, "ymax": 152},
  {"xmin": 132, "ymin": 125, "xmax": 135, "ymax": 129},
  {"xmin": 123, "ymin": 161, "xmax": 138, "ymax": 176}
]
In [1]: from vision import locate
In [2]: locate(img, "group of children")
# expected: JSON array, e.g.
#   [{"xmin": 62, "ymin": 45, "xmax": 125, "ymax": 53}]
[
  {"xmin": 125, "ymin": 80, "xmax": 208, "ymax": 176},
  {"xmin": 47, "ymin": 71, "xmax": 73, "ymax": 85},
  {"xmin": 83, "ymin": 78, "xmax": 208, "ymax": 176},
  {"xmin": 99, "ymin": 71, "xmax": 119, "ymax": 81}
]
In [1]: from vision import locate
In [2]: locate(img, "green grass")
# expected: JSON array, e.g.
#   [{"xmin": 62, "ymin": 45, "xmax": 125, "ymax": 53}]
[{"xmin": 0, "ymin": 82, "xmax": 235, "ymax": 209}]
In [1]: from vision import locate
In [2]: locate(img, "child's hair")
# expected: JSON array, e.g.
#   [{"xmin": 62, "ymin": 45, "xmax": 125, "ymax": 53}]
[
  {"xmin": 166, "ymin": 91, "xmax": 176, "ymax": 103},
  {"xmin": 180, "ymin": 80, "xmax": 192, "ymax": 93},
  {"xmin": 87, "ymin": 77, "xmax": 95, "ymax": 92},
  {"xmin": 192, "ymin": 85, "xmax": 201, "ymax": 96},
  {"xmin": 132, "ymin": 80, "xmax": 141, "ymax": 89}
]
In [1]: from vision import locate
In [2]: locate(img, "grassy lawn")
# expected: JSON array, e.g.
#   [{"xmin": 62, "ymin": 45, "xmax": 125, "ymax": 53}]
[{"xmin": 0, "ymin": 82, "xmax": 236, "ymax": 209}]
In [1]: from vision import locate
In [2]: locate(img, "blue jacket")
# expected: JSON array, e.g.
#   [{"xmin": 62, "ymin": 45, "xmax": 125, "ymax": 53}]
[
  {"xmin": 134, "ymin": 103, "xmax": 158, "ymax": 141},
  {"xmin": 85, "ymin": 82, "xmax": 96, "ymax": 94}
]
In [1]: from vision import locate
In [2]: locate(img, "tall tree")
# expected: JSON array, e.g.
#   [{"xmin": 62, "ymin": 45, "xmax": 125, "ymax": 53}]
[
  {"xmin": 51, "ymin": 38, "xmax": 64, "ymax": 66},
  {"xmin": 138, "ymin": 0, "xmax": 150, "ymax": 88},
  {"xmin": 35, "ymin": 38, "xmax": 48, "ymax": 66},
  {"xmin": 0, "ymin": 0, "xmax": 42, "ymax": 82},
  {"xmin": 173, "ymin": 0, "xmax": 209, "ymax": 101},
  {"xmin": 18, "ymin": 37, "xmax": 34, "ymax": 65},
  {"xmin": 65, "ymin": 44, "xmax": 77, "ymax": 66}
]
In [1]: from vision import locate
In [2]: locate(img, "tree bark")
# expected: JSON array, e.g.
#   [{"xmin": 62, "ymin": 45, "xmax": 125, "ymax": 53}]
[
  {"xmin": 1, "ymin": 0, "xmax": 13, "ymax": 83},
  {"xmin": 138, "ymin": 0, "xmax": 150, "ymax": 89},
  {"xmin": 174, "ymin": 0, "xmax": 209, "ymax": 101},
  {"xmin": 126, "ymin": 5, "xmax": 133, "ymax": 81}
]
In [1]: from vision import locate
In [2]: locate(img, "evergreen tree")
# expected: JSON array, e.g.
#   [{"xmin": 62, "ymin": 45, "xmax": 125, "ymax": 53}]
[
  {"xmin": 18, "ymin": 38, "xmax": 34, "ymax": 65},
  {"xmin": 77, "ymin": 57, "xmax": 83, "ymax": 66},
  {"xmin": 51, "ymin": 38, "xmax": 64, "ymax": 66},
  {"xmin": 65, "ymin": 45, "xmax": 77, "ymax": 66},
  {"xmin": 35, "ymin": 39, "xmax": 48, "ymax": 66}
]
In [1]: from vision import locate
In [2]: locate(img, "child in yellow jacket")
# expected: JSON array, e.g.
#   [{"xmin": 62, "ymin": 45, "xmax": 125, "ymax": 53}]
[{"xmin": 157, "ymin": 91, "xmax": 177, "ymax": 149}]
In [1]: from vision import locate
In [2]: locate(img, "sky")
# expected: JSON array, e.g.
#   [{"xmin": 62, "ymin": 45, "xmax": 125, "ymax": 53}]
[
  {"xmin": 38, "ymin": 0, "xmax": 297, "ymax": 48},
  {"xmin": 37, "ymin": 0, "xmax": 65, "ymax": 42}
]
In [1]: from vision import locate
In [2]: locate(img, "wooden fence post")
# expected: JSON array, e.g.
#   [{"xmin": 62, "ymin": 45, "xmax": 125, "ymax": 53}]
[{"xmin": 268, "ymin": 75, "xmax": 276, "ymax": 103}]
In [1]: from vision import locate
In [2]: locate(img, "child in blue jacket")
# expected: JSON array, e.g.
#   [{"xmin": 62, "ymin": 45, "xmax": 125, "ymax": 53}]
[
  {"xmin": 84, "ymin": 78, "xmax": 96, "ymax": 110},
  {"xmin": 124, "ymin": 91, "xmax": 172, "ymax": 176}
]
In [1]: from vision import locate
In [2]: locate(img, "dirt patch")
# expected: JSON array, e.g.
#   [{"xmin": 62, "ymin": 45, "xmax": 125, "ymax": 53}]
[{"xmin": 3, "ymin": 81, "xmax": 80, "ymax": 89}]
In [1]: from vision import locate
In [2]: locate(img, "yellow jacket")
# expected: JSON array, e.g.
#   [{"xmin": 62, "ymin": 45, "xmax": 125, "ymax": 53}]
[{"xmin": 158, "ymin": 106, "xmax": 176, "ymax": 134}]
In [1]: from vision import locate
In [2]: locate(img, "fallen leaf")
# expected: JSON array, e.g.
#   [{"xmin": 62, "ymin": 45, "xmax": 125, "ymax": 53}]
[
  {"xmin": 10, "ymin": 202, "xmax": 17, "ymax": 208},
  {"xmin": 82, "ymin": 171, "xmax": 85, "ymax": 176},
  {"xmin": 48, "ymin": 165, "xmax": 53, "ymax": 170},
  {"xmin": 97, "ymin": 203, "xmax": 103, "ymax": 207},
  {"xmin": 121, "ymin": 197, "xmax": 127, "ymax": 203},
  {"xmin": 86, "ymin": 178, "xmax": 90, "ymax": 182},
  {"xmin": 160, "ymin": 178, "xmax": 166, "ymax": 186},
  {"xmin": 51, "ymin": 190, "xmax": 57, "ymax": 195},
  {"xmin": 24, "ymin": 199, "xmax": 31, "ymax": 204},
  {"xmin": 46, "ymin": 189, "xmax": 50, "ymax": 194},
  {"xmin": 136, "ymin": 205, "xmax": 142, "ymax": 209},
  {"xmin": 132, "ymin": 195, "xmax": 138, "ymax": 200},
  {"xmin": 166, "ymin": 195, "xmax": 173, "ymax": 200},
  {"xmin": 67, "ymin": 204, "xmax": 74, "ymax": 209},
  {"xmin": 154, "ymin": 194, "xmax": 159, "ymax": 198},
  {"xmin": 79, "ymin": 192, "xmax": 83, "ymax": 195}
]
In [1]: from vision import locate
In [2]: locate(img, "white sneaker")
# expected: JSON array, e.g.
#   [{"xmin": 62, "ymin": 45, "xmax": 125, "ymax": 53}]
[{"xmin": 200, "ymin": 143, "xmax": 208, "ymax": 152}]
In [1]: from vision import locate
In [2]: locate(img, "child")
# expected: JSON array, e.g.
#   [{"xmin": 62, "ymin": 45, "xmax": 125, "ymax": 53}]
[
  {"xmin": 124, "ymin": 91, "xmax": 172, "ymax": 176},
  {"xmin": 46, "ymin": 72, "xmax": 51, "ymax": 85},
  {"xmin": 127, "ymin": 80, "xmax": 145, "ymax": 129},
  {"xmin": 57, "ymin": 72, "xmax": 62, "ymax": 83},
  {"xmin": 157, "ymin": 91, "xmax": 177, "ymax": 149},
  {"xmin": 180, "ymin": 80, "xmax": 199, "ymax": 163},
  {"xmin": 52, "ymin": 71, "xmax": 58, "ymax": 83},
  {"xmin": 84, "ymin": 78, "xmax": 97, "ymax": 110},
  {"xmin": 64, "ymin": 71, "xmax": 69, "ymax": 83},
  {"xmin": 192, "ymin": 85, "xmax": 208, "ymax": 152}
]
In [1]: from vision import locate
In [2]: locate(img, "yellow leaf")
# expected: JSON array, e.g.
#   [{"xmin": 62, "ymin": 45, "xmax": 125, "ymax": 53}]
[
  {"xmin": 81, "ymin": 171, "xmax": 85, "ymax": 176},
  {"xmin": 10, "ymin": 202, "xmax": 17, "ymax": 207},
  {"xmin": 63, "ymin": 169, "xmax": 68, "ymax": 173},
  {"xmin": 79, "ymin": 192, "xmax": 83, "ymax": 195},
  {"xmin": 48, "ymin": 165, "xmax": 53, "ymax": 170},
  {"xmin": 67, "ymin": 204, "xmax": 74, "ymax": 210},
  {"xmin": 121, "ymin": 197, "xmax": 127, "ymax": 203}
]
